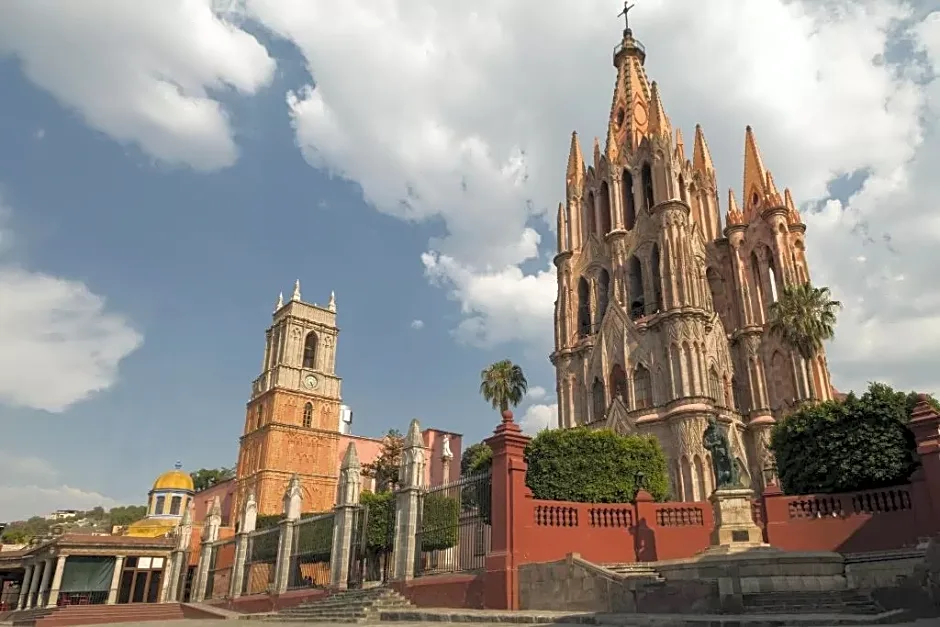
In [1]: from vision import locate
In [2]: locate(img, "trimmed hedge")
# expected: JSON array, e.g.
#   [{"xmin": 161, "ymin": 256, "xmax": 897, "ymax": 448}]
[
  {"xmin": 360, "ymin": 491, "xmax": 395, "ymax": 552},
  {"xmin": 524, "ymin": 427, "xmax": 670, "ymax": 502},
  {"xmin": 249, "ymin": 512, "xmax": 333, "ymax": 564},
  {"xmin": 420, "ymin": 493, "xmax": 460, "ymax": 552}
]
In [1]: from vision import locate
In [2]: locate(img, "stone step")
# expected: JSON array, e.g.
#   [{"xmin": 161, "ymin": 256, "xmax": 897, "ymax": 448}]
[
  {"xmin": 284, "ymin": 598, "xmax": 411, "ymax": 611},
  {"xmin": 267, "ymin": 586, "xmax": 414, "ymax": 623}
]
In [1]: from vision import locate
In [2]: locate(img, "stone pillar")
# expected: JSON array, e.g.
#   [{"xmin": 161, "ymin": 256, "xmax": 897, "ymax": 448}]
[
  {"xmin": 163, "ymin": 500, "xmax": 195, "ymax": 602},
  {"xmin": 105, "ymin": 556, "xmax": 124, "ymax": 605},
  {"xmin": 25, "ymin": 560, "xmax": 42, "ymax": 608},
  {"xmin": 483, "ymin": 410, "xmax": 532, "ymax": 610},
  {"xmin": 44, "ymin": 555, "xmax": 66, "ymax": 608},
  {"xmin": 230, "ymin": 492, "xmax": 258, "ymax": 599},
  {"xmin": 273, "ymin": 475, "xmax": 303, "ymax": 594},
  {"xmin": 37, "ymin": 557, "xmax": 53, "ymax": 607},
  {"xmin": 330, "ymin": 443, "xmax": 362, "ymax": 589},
  {"xmin": 16, "ymin": 564, "xmax": 34, "ymax": 610},
  {"xmin": 191, "ymin": 496, "xmax": 223, "ymax": 602},
  {"xmin": 391, "ymin": 419, "xmax": 426, "ymax": 581},
  {"xmin": 439, "ymin": 444, "xmax": 457, "ymax": 571}
]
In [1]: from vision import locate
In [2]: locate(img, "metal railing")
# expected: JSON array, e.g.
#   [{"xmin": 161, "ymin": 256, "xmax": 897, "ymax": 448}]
[
  {"xmin": 287, "ymin": 513, "xmax": 334, "ymax": 590},
  {"xmin": 414, "ymin": 471, "xmax": 492, "ymax": 577},
  {"xmin": 243, "ymin": 527, "xmax": 279, "ymax": 595},
  {"xmin": 347, "ymin": 500, "xmax": 395, "ymax": 588},
  {"xmin": 56, "ymin": 590, "xmax": 108, "ymax": 606},
  {"xmin": 205, "ymin": 538, "xmax": 236, "ymax": 600}
]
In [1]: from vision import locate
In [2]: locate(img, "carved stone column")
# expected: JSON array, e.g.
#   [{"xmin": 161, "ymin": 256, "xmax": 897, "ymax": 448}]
[
  {"xmin": 330, "ymin": 444, "xmax": 362, "ymax": 589},
  {"xmin": 17, "ymin": 563, "xmax": 34, "ymax": 610},
  {"xmin": 106, "ymin": 556, "xmax": 124, "ymax": 605},
  {"xmin": 163, "ymin": 500, "xmax": 194, "ymax": 602},
  {"xmin": 391, "ymin": 419, "xmax": 426, "ymax": 581},
  {"xmin": 191, "ymin": 496, "xmax": 222, "ymax": 602},
  {"xmin": 230, "ymin": 492, "xmax": 258, "ymax": 599},
  {"xmin": 273, "ymin": 475, "xmax": 303, "ymax": 594}
]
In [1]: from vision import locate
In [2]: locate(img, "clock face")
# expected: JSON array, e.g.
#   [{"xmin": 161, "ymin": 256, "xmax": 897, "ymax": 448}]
[{"xmin": 304, "ymin": 375, "xmax": 319, "ymax": 390}]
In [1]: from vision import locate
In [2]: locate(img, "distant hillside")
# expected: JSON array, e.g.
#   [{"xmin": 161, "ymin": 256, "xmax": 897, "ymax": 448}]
[{"xmin": 1, "ymin": 505, "xmax": 146, "ymax": 543}]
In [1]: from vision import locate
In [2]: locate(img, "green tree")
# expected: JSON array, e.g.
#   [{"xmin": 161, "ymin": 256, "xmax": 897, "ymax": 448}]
[
  {"xmin": 479, "ymin": 360, "xmax": 528, "ymax": 413},
  {"xmin": 107, "ymin": 505, "xmax": 148, "ymax": 527},
  {"xmin": 771, "ymin": 381, "xmax": 920, "ymax": 495},
  {"xmin": 768, "ymin": 282, "xmax": 842, "ymax": 361},
  {"xmin": 190, "ymin": 467, "xmax": 235, "ymax": 492},
  {"xmin": 363, "ymin": 430, "xmax": 404, "ymax": 492},
  {"xmin": 524, "ymin": 428, "xmax": 670, "ymax": 502},
  {"xmin": 460, "ymin": 442, "xmax": 493, "ymax": 476}
]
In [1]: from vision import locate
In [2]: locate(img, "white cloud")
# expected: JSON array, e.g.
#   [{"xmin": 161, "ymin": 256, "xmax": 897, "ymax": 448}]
[
  {"xmin": 0, "ymin": 206, "xmax": 142, "ymax": 413},
  {"xmin": 519, "ymin": 403, "xmax": 558, "ymax": 435},
  {"xmin": 0, "ymin": 485, "xmax": 119, "ymax": 522},
  {"xmin": 0, "ymin": 451, "xmax": 58, "ymax": 482},
  {"xmin": 244, "ymin": 0, "xmax": 940, "ymax": 395},
  {"xmin": 410, "ymin": 319, "xmax": 425, "ymax": 330},
  {"xmin": 0, "ymin": 0, "xmax": 276, "ymax": 171},
  {"xmin": 526, "ymin": 386, "xmax": 547, "ymax": 401}
]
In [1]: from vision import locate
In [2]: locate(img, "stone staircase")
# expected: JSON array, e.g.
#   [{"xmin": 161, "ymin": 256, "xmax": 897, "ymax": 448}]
[
  {"xmin": 603, "ymin": 563, "xmax": 665, "ymax": 582},
  {"xmin": 741, "ymin": 590, "xmax": 885, "ymax": 615},
  {"xmin": 265, "ymin": 587, "xmax": 414, "ymax": 623}
]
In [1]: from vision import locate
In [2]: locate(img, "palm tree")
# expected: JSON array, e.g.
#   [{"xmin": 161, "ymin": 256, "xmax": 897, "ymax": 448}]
[
  {"xmin": 768, "ymin": 282, "xmax": 842, "ymax": 360},
  {"xmin": 480, "ymin": 359, "xmax": 528, "ymax": 413}
]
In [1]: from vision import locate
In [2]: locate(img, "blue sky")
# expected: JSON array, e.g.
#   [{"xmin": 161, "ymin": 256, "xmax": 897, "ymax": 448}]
[{"xmin": 1, "ymin": 0, "xmax": 939, "ymax": 520}]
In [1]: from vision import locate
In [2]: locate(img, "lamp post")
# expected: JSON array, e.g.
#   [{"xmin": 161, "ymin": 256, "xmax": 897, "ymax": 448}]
[
  {"xmin": 634, "ymin": 471, "xmax": 646, "ymax": 498},
  {"xmin": 762, "ymin": 462, "xmax": 778, "ymax": 488}
]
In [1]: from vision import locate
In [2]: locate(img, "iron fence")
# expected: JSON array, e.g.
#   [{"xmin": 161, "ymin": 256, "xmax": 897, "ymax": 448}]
[
  {"xmin": 347, "ymin": 499, "xmax": 395, "ymax": 588},
  {"xmin": 287, "ymin": 513, "xmax": 334, "ymax": 589},
  {"xmin": 55, "ymin": 590, "xmax": 108, "ymax": 606},
  {"xmin": 243, "ymin": 526, "xmax": 279, "ymax": 595},
  {"xmin": 205, "ymin": 538, "xmax": 236, "ymax": 600},
  {"xmin": 414, "ymin": 470, "xmax": 491, "ymax": 577}
]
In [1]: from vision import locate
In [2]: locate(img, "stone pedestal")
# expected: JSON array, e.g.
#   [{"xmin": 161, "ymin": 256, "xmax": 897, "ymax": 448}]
[{"xmin": 707, "ymin": 488, "xmax": 768, "ymax": 552}]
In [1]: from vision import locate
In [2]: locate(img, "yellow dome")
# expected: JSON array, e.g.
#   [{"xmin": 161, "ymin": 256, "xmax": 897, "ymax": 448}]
[{"xmin": 152, "ymin": 464, "xmax": 194, "ymax": 492}]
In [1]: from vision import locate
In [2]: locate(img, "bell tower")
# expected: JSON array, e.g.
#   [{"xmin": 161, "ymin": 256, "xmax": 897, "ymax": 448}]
[{"xmin": 235, "ymin": 280, "xmax": 343, "ymax": 517}]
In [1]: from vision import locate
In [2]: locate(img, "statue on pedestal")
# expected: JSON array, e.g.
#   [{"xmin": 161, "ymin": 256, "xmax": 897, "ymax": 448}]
[{"xmin": 703, "ymin": 416, "xmax": 741, "ymax": 490}]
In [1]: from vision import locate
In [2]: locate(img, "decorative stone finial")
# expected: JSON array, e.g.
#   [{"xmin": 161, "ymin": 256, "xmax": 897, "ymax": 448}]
[
  {"xmin": 275, "ymin": 291, "xmax": 284, "ymax": 312},
  {"xmin": 242, "ymin": 492, "xmax": 258, "ymax": 533},
  {"xmin": 283, "ymin": 474, "xmax": 303, "ymax": 520},
  {"xmin": 399, "ymin": 419, "xmax": 426, "ymax": 489},
  {"xmin": 292, "ymin": 279, "xmax": 301, "ymax": 302},
  {"xmin": 339, "ymin": 443, "xmax": 362, "ymax": 506},
  {"xmin": 441, "ymin": 434, "xmax": 453, "ymax": 460},
  {"xmin": 405, "ymin": 419, "xmax": 423, "ymax": 448},
  {"xmin": 328, "ymin": 290, "xmax": 336, "ymax": 312},
  {"xmin": 501, "ymin": 409, "xmax": 514, "ymax": 423}
]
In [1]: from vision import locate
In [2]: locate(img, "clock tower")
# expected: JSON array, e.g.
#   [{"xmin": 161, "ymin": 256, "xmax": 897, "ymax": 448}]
[{"xmin": 235, "ymin": 281, "xmax": 343, "ymax": 517}]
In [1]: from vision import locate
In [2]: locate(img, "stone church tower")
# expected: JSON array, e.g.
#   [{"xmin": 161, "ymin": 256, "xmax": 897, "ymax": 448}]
[
  {"xmin": 235, "ymin": 281, "xmax": 343, "ymax": 517},
  {"xmin": 550, "ymin": 24, "xmax": 835, "ymax": 501}
]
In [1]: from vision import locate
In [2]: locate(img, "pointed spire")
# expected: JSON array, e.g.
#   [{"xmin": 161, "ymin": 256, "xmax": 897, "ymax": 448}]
[
  {"xmin": 726, "ymin": 188, "xmax": 744, "ymax": 227},
  {"xmin": 647, "ymin": 82, "xmax": 670, "ymax": 138},
  {"xmin": 556, "ymin": 202, "xmax": 568, "ymax": 253},
  {"xmin": 592, "ymin": 137, "xmax": 601, "ymax": 170},
  {"xmin": 674, "ymin": 128, "xmax": 686, "ymax": 162},
  {"xmin": 328, "ymin": 290, "xmax": 336, "ymax": 312},
  {"xmin": 566, "ymin": 131, "xmax": 584, "ymax": 194},
  {"xmin": 742, "ymin": 125, "xmax": 770, "ymax": 218},
  {"xmin": 341, "ymin": 442, "xmax": 361, "ymax": 471},
  {"xmin": 275, "ymin": 291, "xmax": 283, "ymax": 312},
  {"xmin": 692, "ymin": 125, "xmax": 715, "ymax": 179},
  {"xmin": 405, "ymin": 418, "xmax": 423, "ymax": 448},
  {"xmin": 180, "ymin": 499, "xmax": 194, "ymax": 525},
  {"xmin": 607, "ymin": 23, "xmax": 652, "ymax": 156},
  {"xmin": 291, "ymin": 279, "xmax": 302, "ymax": 302},
  {"xmin": 765, "ymin": 171, "xmax": 783, "ymax": 207},
  {"xmin": 784, "ymin": 188, "xmax": 802, "ymax": 225}
]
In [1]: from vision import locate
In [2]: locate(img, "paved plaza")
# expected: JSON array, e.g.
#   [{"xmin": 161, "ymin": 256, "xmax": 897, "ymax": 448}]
[{"xmin": 95, "ymin": 619, "xmax": 939, "ymax": 627}]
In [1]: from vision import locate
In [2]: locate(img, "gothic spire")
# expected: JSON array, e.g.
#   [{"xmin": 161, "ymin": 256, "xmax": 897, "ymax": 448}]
[
  {"xmin": 742, "ymin": 125, "xmax": 770, "ymax": 219},
  {"xmin": 647, "ymin": 81, "xmax": 670, "ymax": 139},
  {"xmin": 275, "ymin": 291, "xmax": 283, "ymax": 312},
  {"xmin": 726, "ymin": 188, "xmax": 744, "ymax": 227},
  {"xmin": 565, "ymin": 131, "xmax": 584, "ymax": 196},
  {"xmin": 328, "ymin": 290, "xmax": 336, "ymax": 312},
  {"xmin": 291, "ymin": 279, "xmax": 302, "ymax": 302},
  {"xmin": 674, "ymin": 128, "xmax": 686, "ymax": 162},
  {"xmin": 692, "ymin": 124, "xmax": 715, "ymax": 180},
  {"xmin": 606, "ymin": 25, "xmax": 652, "ymax": 157}
]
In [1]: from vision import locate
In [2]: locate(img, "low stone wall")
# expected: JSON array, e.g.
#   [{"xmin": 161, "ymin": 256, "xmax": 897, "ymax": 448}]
[{"xmin": 517, "ymin": 555, "xmax": 719, "ymax": 614}]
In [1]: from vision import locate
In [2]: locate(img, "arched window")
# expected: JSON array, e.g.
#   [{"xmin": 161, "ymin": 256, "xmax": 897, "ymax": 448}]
[
  {"xmin": 585, "ymin": 192, "xmax": 596, "ymax": 240},
  {"xmin": 610, "ymin": 364, "xmax": 628, "ymax": 405},
  {"xmin": 641, "ymin": 162, "xmax": 655, "ymax": 210},
  {"xmin": 767, "ymin": 251, "xmax": 779, "ymax": 303},
  {"xmin": 678, "ymin": 174, "xmax": 688, "ymax": 204},
  {"xmin": 709, "ymin": 367, "xmax": 722, "ymax": 405},
  {"xmin": 622, "ymin": 169, "xmax": 636, "ymax": 229},
  {"xmin": 634, "ymin": 365, "xmax": 653, "ymax": 410},
  {"xmin": 302, "ymin": 332, "xmax": 318, "ymax": 369},
  {"xmin": 597, "ymin": 270, "xmax": 610, "ymax": 323},
  {"xmin": 650, "ymin": 244, "xmax": 664, "ymax": 312},
  {"xmin": 154, "ymin": 495, "xmax": 165, "ymax": 515},
  {"xmin": 628, "ymin": 256, "xmax": 645, "ymax": 319},
  {"xmin": 599, "ymin": 182, "xmax": 612, "ymax": 234},
  {"xmin": 169, "ymin": 496, "xmax": 182, "ymax": 516},
  {"xmin": 302, "ymin": 402, "xmax": 313, "ymax": 428},
  {"xmin": 750, "ymin": 251, "xmax": 765, "ymax": 320},
  {"xmin": 577, "ymin": 277, "xmax": 592, "ymax": 336},
  {"xmin": 255, "ymin": 404, "xmax": 263, "ymax": 429},
  {"xmin": 592, "ymin": 378, "xmax": 606, "ymax": 422}
]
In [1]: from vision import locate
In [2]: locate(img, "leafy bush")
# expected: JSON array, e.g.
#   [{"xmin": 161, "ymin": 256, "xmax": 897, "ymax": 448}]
[
  {"xmin": 524, "ymin": 427, "xmax": 670, "ymax": 502},
  {"xmin": 460, "ymin": 442, "xmax": 493, "ymax": 476},
  {"xmin": 250, "ymin": 512, "xmax": 333, "ymax": 562},
  {"xmin": 420, "ymin": 494, "xmax": 460, "ymax": 551},
  {"xmin": 360, "ymin": 491, "xmax": 395, "ymax": 552},
  {"xmin": 771, "ymin": 382, "xmax": 921, "ymax": 495}
]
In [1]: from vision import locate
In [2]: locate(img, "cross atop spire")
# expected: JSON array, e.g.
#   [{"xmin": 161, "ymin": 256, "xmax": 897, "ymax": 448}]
[{"xmin": 617, "ymin": 2, "xmax": 635, "ymax": 32}]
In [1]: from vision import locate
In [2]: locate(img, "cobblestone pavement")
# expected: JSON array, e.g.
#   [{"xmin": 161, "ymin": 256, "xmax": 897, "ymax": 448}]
[{"xmin": 96, "ymin": 620, "xmax": 939, "ymax": 627}]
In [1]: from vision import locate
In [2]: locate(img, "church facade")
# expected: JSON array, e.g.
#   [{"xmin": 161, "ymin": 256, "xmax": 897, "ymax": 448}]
[{"xmin": 550, "ymin": 25, "xmax": 835, "ymax": 502}]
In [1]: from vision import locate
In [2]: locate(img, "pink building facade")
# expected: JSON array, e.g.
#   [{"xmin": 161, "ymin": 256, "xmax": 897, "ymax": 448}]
[{"xmin": 338, "ymin": 427, "xmax": 462, "ymax": 492}]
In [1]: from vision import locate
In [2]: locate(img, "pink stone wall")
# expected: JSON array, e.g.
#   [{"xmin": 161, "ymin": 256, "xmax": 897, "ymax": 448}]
[{"xmin": 337, "ymin": 428, "xmax": 462, "ymax": 490}]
